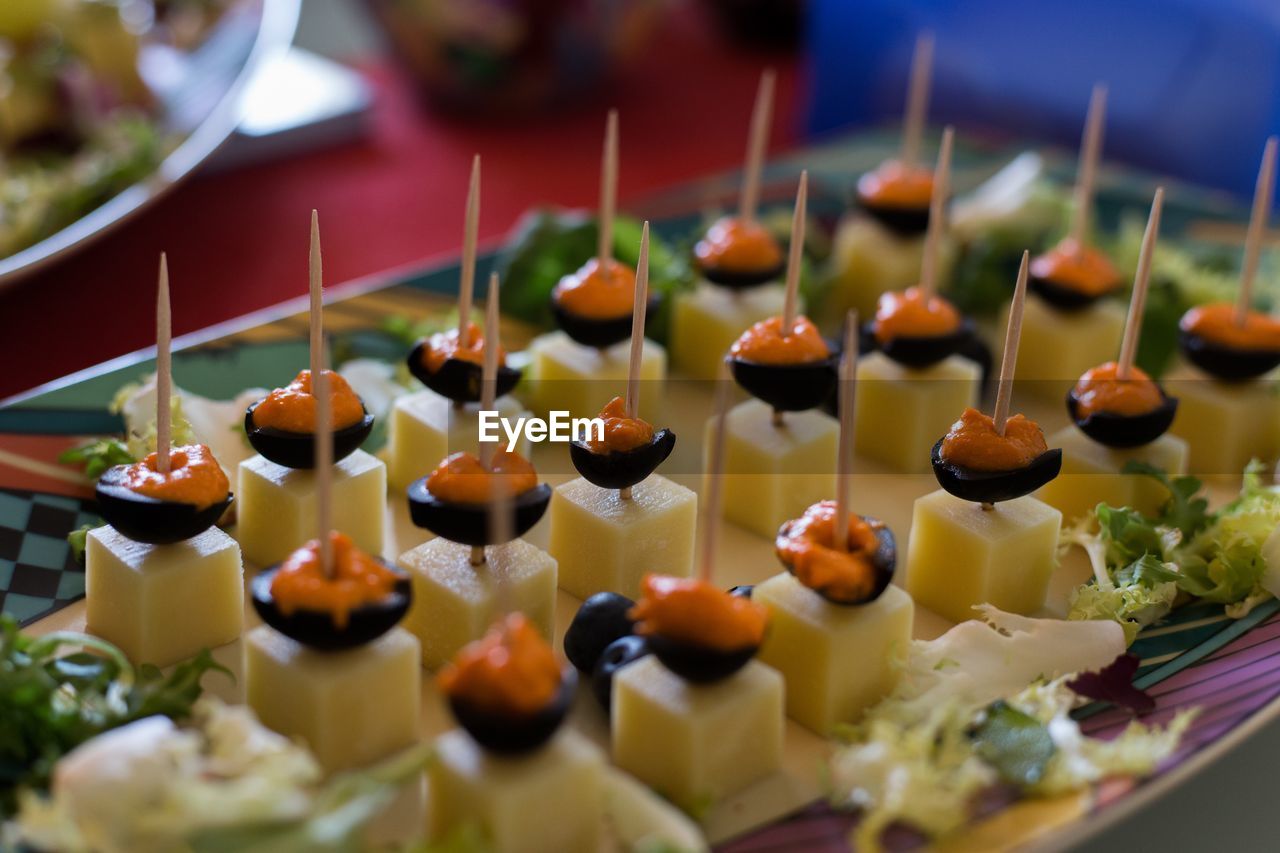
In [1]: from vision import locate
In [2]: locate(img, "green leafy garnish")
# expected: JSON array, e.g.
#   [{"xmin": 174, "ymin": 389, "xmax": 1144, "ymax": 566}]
[
  {"xmin": 65, "ymin": 522, "xmax": 102, "ymax": 565},
  {"xmin": 969, "ymin": 701, "xmax": 1055, "ymax": 786},
  {"xmin": 57, "ymin": 437, "xmax": 133, "ymax": 480},
  {"xmin": 1122, "ymin": 461, "xmax": 1210, "ymax": 539}
]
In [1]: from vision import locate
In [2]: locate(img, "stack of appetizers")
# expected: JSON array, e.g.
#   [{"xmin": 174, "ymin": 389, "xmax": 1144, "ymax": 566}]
[
  {"xmin": 548, "ymin": 223, "xmax": 697, "ymax": 600},
  {"xmin": 244, "ymin": 365, "xmax": 420, "ymax": 774},
  {"xmin": 1169, "ymin": 137, "xmax": 1280, "ymax": 476},
  {"xmin": 237, "ymin": 214, "xmax": 385, "ymax": 567},
  {"xmin": 399, "ymin": 273, "xmax": 558, "ymax": 668},
  {"xmin": 671, "ymin": 70, "xmax": 797, "ymax": 381},
  {"xmin": 88, "ymin": 256, "xmax": 243, "ymax": 666},
  {"xmin": 387, "ymin": 156, "xmax": 533, "ymax": 492},
  {"xmin": 527, "ymin": 111, "xmax": 667, "ymax": 420}
]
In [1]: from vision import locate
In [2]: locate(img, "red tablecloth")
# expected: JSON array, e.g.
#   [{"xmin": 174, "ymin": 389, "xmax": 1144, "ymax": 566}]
[{"xmin": 0, "ymin": 10, "xmax": 801, "ymax": 401}]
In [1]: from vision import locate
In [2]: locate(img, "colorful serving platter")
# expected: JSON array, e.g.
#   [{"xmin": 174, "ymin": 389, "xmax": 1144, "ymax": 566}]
[{"xmin": 3, "ymin": 131, "xmax": 1278, "ymax": 851}]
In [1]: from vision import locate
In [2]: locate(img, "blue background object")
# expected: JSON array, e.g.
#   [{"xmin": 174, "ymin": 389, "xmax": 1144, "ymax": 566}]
[{"xmin": 804, "ymin": 0, "xmax": 1280, "ymax": 204}]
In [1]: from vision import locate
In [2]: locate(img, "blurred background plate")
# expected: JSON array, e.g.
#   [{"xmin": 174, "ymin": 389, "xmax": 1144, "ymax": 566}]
[{"xmin": 0, "ymin": 0, "xmax": 301, "ymax": 286}]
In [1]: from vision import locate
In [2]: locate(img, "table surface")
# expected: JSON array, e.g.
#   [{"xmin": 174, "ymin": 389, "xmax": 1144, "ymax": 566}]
[{"xmin": 3, "ymin": 2, "xmax": 1277, "ymax": 850}]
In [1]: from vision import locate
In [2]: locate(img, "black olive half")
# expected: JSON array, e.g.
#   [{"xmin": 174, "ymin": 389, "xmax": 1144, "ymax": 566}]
[
  {"xmin": 405, "ymin": 341, "xmax": 522, "ymax": 404},
  {"xmin": 591, "ymin": 635, "xmax": 651, "ymax": 710},
  {"xmin": 568, "ymin": 429, "xmax": 676, "ymax": 490},
  {"xmin": 95, "ymin": 466, "xmax": 233, "ymax": 545},
  {"xmin": 406, "ymin": 480, "xmax": 552, "ymax": 546},
  {"xmin": 647, "ymin": 632, "xmax": 759, "ymax": 684},
  {"xmin": 244, "ymin": 402, "xmax": 374, "ymax": 470},
  {"xmin": 855, "ymin": 197, "xmax": 929, "ymax": 237},
  {"xmin": 699, "ymin": 261, "xmax": 787, "ymax": 291},
  {"xmin": 861, "ymin": 317, "xmax": 976, "ymax": 370},
  {"xmin": 250, "ymin": 563, "xmax": 412, "ymax": 652},
  {"xmin": 1179, "ymin": 329, "xmax": 1280, "ymax": 382},
  {"xmin": 1066, "ymin": 387, "xmax": 1179, "ymax": 448},
  {"xmin": 564, "ymin": 592, "xmax": 636, "ymax": 673},
  {"xmin": 779, "ymin": 517, "xmax": 896, "ymax": 606},
  {"xmin": 551, "ymin": 294, "xmax": 661, "ymax": 350},
  {"xmin": 730, "ymin": 344, "xmax": 839, "ymax": 412},
  {"xmin": 451, "ymin": 668, "xmax": 576, "ymax": 755},
  {"xmin": 930, "ymin": 438, "xmax": 1062, "ymax": 504},
  {"xmin": 1028, "ymin": 273, "xmax": 1115, "ymax": 312}
]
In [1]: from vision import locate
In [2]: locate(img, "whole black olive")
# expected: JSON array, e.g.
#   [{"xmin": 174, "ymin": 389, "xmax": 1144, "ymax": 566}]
[
  {"xmin": 1179, "ymin": 328, "xmax": 1280, "ymax": 382},
  {"xmin": 95, "ymin": 466, "xmax": 232, "ymax": 545},
  {"xmin": 568, "ymin": 429, "xmax": 676, "ymax": 490},
  {"xmin": 405, "ymin": 340, "xmax": 522, "ymax": 404},
  {"xmin": 250, "ymin": 563, "xmax": 412, "ymax": 652},
  {"xmin": 930, "ymin": 438, "xmax": 1062, "ymax": 504},
  {"xmin": 451, "ymin": 669, "xmax": 576, "ymax": 754},
  {"xmin": 564, "ymin": 592, "xmax": 636, "ymax": 673},
  {"xmin": 1066, "ymin": 387, "xmax": 1178, "ymax": 448},
  {"xmin": 244, "ymin": 402, "xmax": 374, "ymax": 470},
  {"xmin": 552, "ymin": 294, "xmax": 661, "ymax": 350},
  {"xmin": 591, "ymin": 635, "xmax": 651, "ymax": 710},
  {"xmin": 406, "ymin": 479, "xmax": 552, "ymax": 546}
]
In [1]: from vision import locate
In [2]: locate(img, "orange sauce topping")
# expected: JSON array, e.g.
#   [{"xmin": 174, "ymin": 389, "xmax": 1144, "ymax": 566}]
[
  {"xmin": 776, "ymin": 501, "xmax": 883, "ymax": 603},
  {"xmin": 629, "ymin": 574, "xmax": 768, "ymax": 653},
  {"xmin": 940, "ymin": 407, "xmax": 1048, "ymax": 472},
  {"xmin": 552, "ymin": 257, "xmax": 636, "ymax": 320},
  {"xmin": 419, "ymin": 322, "xmax": 507, "ymax": 374},
  {"xmin": 251, "ymin": 369, "xmax": 364, "ymax": 433},
  {"xmin": 438, "ymin": 613, "xmax": 562, "ymax": 716},
  {"xmin": 693, "ymin": 216, "xmax": 784, "ymax": 274},
  {"xmin": 426, "ymin": 450, "xmax": 538, "ymax": 504},
  {"xmin": 587, "ymin": 396, "xmax": 655, "ymax": 454},
  {"xmin": 857, "ymin": 160, "xmax": 934, "ymax": 209},
  {"xmin": 1029, "ymin": 238, "xmax": 1123, "ymax": 297},
  {"xmin": 269, "ymin": 532, "xmax": 401, "ymax": 629},
  {"xmin": 1180, "ymin": 302, "xmax": 1280, "ymax": 352},
  {"xmin": 119, "ymin": 444, "xmax": 229, "ymax": 508},
  {"xmin": 874, "ymin": 286, "xmax": 962, "ymax": 344},
  {"xmin": 730, "ymin": 315, "xmax": 830, "ymax": 365},
  {"xmin": 1073, "ymin": 361, "xmax": 1164, "ymax": 418}
]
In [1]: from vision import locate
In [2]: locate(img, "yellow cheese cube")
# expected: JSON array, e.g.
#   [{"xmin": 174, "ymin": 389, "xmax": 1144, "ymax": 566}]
[
  {"xmin": 236, "ymin": 449, "xmax": 386, "ymax": 568},
  {"xmin": 1167, "ymin": 365, "xmax": 1280, "ymax": 479},
  {"xmin": 386, "ymin": 389, "xmax": 531, "ymax": 492},
  {"xmin": 1038, "ymin": 426, "xmax": 1189, "ymax": 521},
  {"xmin": 853, "ymin": 352, "xmax": 982, "ymax": 473},
  {"xmin": 1003, "ymin": 295, "xmax": 1126, "ymax": 400},
  {"xmin": 821, "ymin": 216, "xmax": 955, "ymax": 324},
  {"xmin": 670, "ymin": 281, "xmax": 792, "ymax": 380},
  {"xmin": 548, "ymin": 475, "xmax": 697, "ymax": 601},
  {"xmin": 85, "ymin": 526, "xmax": 243, "ymax": 667},
  {"xmin": 429, "ymin": 729, "xmax": 605, "ymax": 853},
  {"xmin": 397, "ymin": 537, "xmax": 557, "ymax": 669},
  {"xmin": 244, "ymin": 625, "xmax": 420, "ymax": 774},
  {"xmin": 526, "ymin": 330, "xmax": 666, "ymax": 421},
  {"xmin": 754, "ymin": 576, "xmax": 913, "ymax": 734},
  {"xmin": 612, "ymin": 656, "xmax": 783, "ymax": 813},
  {"xmin": 905, "ymin": 489, "xmax": 1061, "ymax": 623},
  {"xmin": 709, "ymin": 399, "xmax": 837, "ymax": 538}
]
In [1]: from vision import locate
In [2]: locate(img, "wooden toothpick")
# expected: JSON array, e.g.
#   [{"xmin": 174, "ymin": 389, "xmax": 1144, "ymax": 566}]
[
  {"xmin": 699, "ymin": 359, "xmax": 733, "ymax": 583},
  {"xmin": 781, "ymin": 170, "xmax": 807, "ymax": 334},
  {"xmin": 313, "ymin": 344, "xmax": 334, "ymax": 578},
  {"xmin": 833, "ymin": 311, "xmax": 858, "ymax": 552},
  {"xmin": 597, "ymin": 110, "xmax": 619, "ymax": 270},
  {"xmin": 474, "ymin": 272, "xmax": 502, "ymax": 566},
  {"xmin": 993, "ymin": 251, "xmax": 1030, "ymax": 436},
  {"xmin": 309, "ymin": 210, "xmax": 323, "ymax": 380},
  {"xmin": 740, "ymin": 68, "xmax": 776, "ymax": 224},
  {"xmin": 619, "ymin": 222, "xmax": 652, "ymax": 502},
  {"xmin": 919, "ymin": 126, "xmax": 954, "ymax": 298},
  {"xmin": 901, "ymin": 32, "xmax": 935, "ymax": 168},
  {"xmin": 155, "ymin": 254, "xmax": 172, "ymax": 475},
  {"xmin": 1069, "ymin": 84, "xmax": 1108, "ymax": 248},
  {"xmin": 458, "ymin": 154, "xmax": 481, "ymax": 343},
  {"xmin": 1237, "ymin": 137, "xmax": 1277, "ymax": 326},
  {"xmin": 1118, "ymin": 187, "xmax": 1164, "ymax": 378}
]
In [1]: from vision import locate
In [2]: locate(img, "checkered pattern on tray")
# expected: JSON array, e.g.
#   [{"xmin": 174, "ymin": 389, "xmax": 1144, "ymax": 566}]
[{"xmin": 0, "ymin": 488, "xmax": 98, "ymax": 626}]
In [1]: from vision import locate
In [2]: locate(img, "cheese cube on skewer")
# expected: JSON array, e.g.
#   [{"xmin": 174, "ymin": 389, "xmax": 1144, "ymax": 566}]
[
  {"xmin": 236, "ymin": 449, "xmax": 386, "ymax": 567},
  {"xmin": 526, "ymin": 330, "xmax": 666, "ymax": 422},
  {"xmin": 386, "ymin": 388, "xmax": 531, "ymax": 492},
  {"xmin": 397, "ymin": 537, "xmax": 557, "ymax": 669},
  {"xmin": 548, "ymin": 475, "xmax": 697, "ymax": 601},
  {"xmin": 1167, "ymin": 365, "xmax": 1280, "ymax": 480},
  {"xmin": 1038, "ymin": 426, "xmax": 1189, "ymax": 521},
  {"xmin": 824, "ymin": 217, "xmax": 939, "ymax": 323},
  {"xmin": 670, "ymin": 282, "xmax": 791, "ymax": 381},
  {"xmin": 754, "ymin": 576, "xmax": 913, "ymax": 734},
  {"xmin": 85, "ymin": 526, "xmax": 243, "ymax": 667},
  {"xmin": 1002, "ymin": 295, "xmax": 1126, "ymax": 401},
  {"xmin": 429, "ymin": 729, "xmax": 606, "ymax": 853}
]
